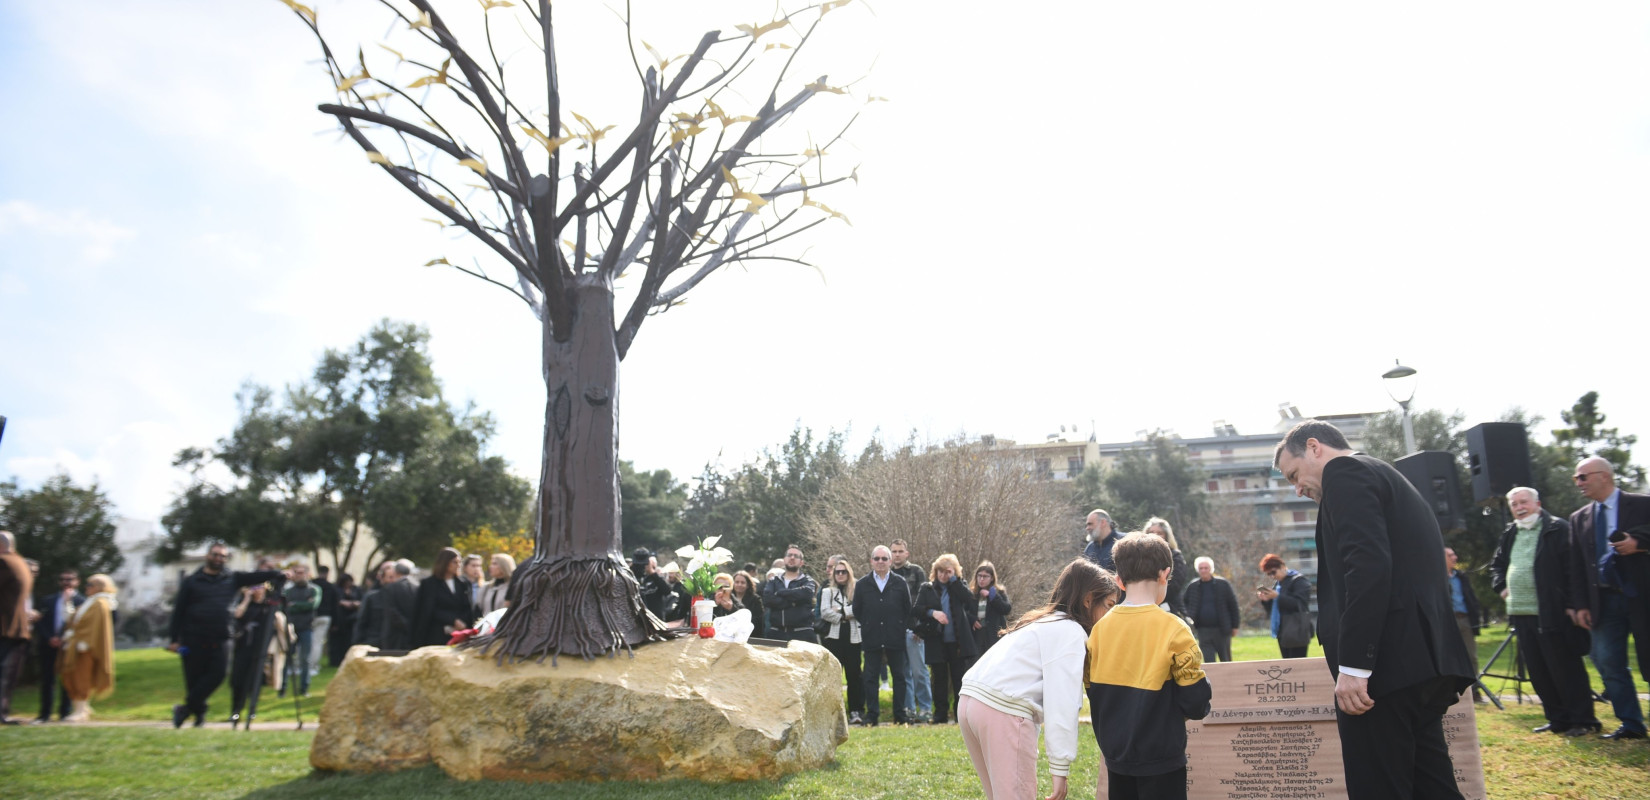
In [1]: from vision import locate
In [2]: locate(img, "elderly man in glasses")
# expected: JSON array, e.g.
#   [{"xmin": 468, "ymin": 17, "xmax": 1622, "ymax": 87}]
[
  {"xmin": 852, "ymin": 545, "xmax": 913, "ymax": 726},
  {"xmin": 1568, "ymin": 456, "xmax": 1650, "ymax": 741}
]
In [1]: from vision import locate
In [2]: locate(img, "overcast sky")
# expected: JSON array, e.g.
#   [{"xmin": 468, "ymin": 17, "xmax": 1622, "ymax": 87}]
[{"xmin": 4, "ymin": 1, "xmax": 1649, "ymax": 523}]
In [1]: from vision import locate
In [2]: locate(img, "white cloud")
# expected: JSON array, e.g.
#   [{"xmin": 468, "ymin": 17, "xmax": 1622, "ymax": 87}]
[
  {"xmin": 0, "ymin": 200, "xmax": 136, "ymax": 263},
  {"xmin": 4, "ymin": 419, "xmax": 189, "ymax": 522}
]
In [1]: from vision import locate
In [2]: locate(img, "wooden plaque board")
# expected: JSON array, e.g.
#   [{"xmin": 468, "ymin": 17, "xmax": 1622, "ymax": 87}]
[{"xmin": 1178, "ymin": 659, "xmax": 1486, "ymax": 800}]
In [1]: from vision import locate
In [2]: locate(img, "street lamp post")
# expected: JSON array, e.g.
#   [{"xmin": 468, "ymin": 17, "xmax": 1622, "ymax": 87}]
[{"xmin": 1382, "ymin": 360, "xmax": 1419, "ymax": 455}]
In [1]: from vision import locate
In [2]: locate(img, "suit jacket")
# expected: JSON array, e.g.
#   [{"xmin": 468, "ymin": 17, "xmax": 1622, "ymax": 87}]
[
  {"xmin": 1567, "ymin": 490, "xmax": 1650, "ymax": 619},
  {"xmin": 33, "ymin": 591, "xmax": 86, "ymax": 646},
  {"xmin": 378, "ymin": 579, "xmax": 420, "ymax": 650},
  {"xmin": 1314, "ymin": 453, "xmax": 1473, "ymax": 699},
  {"xmin": 413, "ymin": 576, "xmax": 473, "ymax": 647},
  {"xmin": 0, "ymin": 552, "xmax": 34, "ymax": 639},
  {"xmin": 852, "ymin": 572, "xmax": 912, "ymax": 650}
]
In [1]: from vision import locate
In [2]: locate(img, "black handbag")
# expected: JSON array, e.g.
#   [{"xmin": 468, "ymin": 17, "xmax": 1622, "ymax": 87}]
[{"xmin": 1278, "ymin": 611, "xmax": 1313, "ymax": 648}]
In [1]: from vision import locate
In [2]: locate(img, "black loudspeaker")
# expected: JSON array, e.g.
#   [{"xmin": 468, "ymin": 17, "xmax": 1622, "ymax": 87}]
[
  {"xmin": 1395, "ymin": 451, "xmax": 1466, "ymax": 533},
  {"xmin": 1465, "ymin": 422, "xmax": 1533, "ymax": 505}
]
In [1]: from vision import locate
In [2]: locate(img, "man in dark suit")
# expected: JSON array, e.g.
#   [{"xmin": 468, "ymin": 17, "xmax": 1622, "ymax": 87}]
[
  {"xmin": 852, "ymin": 545, "xmax": 912, "ymax": 726},
  {"xmin": 32, "ymin": 569, "xmax": 84, "ymax": 722},
  {"xmin": 379, "ymin": 559, "xmax": 420, "ymax": 651},
  {"xmin": 1567, "ymin": 456, "xmax": 1650, "ymax": 740},
  {"xmin": 1274, "ymin": 420, "xmax": 1473, "ymax": 800}
]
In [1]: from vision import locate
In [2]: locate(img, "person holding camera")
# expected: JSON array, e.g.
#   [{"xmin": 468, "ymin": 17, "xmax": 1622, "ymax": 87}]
[{"xmin": 1255, "ymin": 553, "xmax": 1312, "ymax": 659}]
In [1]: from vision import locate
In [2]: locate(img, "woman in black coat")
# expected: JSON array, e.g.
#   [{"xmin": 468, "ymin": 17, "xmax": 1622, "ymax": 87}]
[
  {"xmin": 913, "ymin": 553, "xmax": 979, "ymax": 725},
  {"xmin": 413, "ymin": 547, "xmax": 474, "ymax": 648},
  {"xmin": 968, "ymin": 561, "xmax": 1012, "ymax": 656},
  {"xmin": 1145, "ymin": 517, "xmax": 1192, "ymax": 620}
]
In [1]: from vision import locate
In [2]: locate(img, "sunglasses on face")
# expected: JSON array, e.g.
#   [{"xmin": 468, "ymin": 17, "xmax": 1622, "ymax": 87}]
[
  {"xmin": 871, "ymin": 556, "xmax": 890, "ymax": 561},
  {"xmin": 833, "ymin": 569, "xmax": 848, "ymax": 575}
]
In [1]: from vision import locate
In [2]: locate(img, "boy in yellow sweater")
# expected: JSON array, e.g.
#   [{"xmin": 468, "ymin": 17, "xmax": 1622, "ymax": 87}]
[{"xmin": 1086, "ymin": 533, "xmax": 1211, "ymax": 800}]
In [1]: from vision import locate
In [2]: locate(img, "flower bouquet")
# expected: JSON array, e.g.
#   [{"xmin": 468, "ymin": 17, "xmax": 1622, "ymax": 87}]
[{"xmin": 674, "ymin": 535, "xmax": 734, "ymax": 636}]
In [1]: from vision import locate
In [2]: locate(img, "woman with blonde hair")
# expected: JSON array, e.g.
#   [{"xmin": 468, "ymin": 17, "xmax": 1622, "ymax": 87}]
[
  {"xmin": 914, "ymin": 553, "xmax": 979, "ymax": 724},
  {"xmin": 477, "ymin": 553, "xmax": 515, "ymax": 617},
  {"xmin": 1143, "ymin": 516, "xmax": 1191, "ymax": 620},
  {"xmin": 819, "ymin": 559, "xmax": 864, "ymax": 725},
  {"xmin": 58, "ymin": 574, "xmax": 118, "ymax": 722}
]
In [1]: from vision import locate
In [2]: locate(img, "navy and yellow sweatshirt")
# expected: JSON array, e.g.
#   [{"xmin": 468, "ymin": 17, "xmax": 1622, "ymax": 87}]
[{"xmin": 1085, "ymin": 604, "xmax": 1212, "ymax": 777}]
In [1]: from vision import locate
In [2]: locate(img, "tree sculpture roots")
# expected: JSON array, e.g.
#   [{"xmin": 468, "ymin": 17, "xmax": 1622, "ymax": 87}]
[{"xmin": 467, "ymin": 556, "xmax": 672, "ymax": 665}]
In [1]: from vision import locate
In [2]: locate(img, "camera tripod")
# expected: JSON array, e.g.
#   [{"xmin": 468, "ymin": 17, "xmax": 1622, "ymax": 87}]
[{"xmin": 1476, "ymin": 623, "xmax": 1528, "ymax": 711}]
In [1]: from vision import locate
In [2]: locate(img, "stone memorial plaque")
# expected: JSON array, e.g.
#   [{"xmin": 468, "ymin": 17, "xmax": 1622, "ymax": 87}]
[{"xmin": 1179, "ymin": 659, "xmax": 1485, "ymax": 800}]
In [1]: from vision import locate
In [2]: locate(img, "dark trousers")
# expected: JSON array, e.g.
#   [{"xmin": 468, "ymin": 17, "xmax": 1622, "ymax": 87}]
[
  {"xmin": 328, "ymin": 616, "xmax": 356, "ymax": 666},
  {"xmin": 821, "ymin": 634, "xmax": 863, "ymax": 714},
  {"xmin": 860, "ymin": 644, "xmax": 908, "ymax": 723},
  {"xmin": 1511, "ymin": 615, "xmax": 1596, "ymax": 729},
  {"xmin": 180, "ymin": 639, "xmax": 229, "ymax": 716},
  {"xmin": 1279, "ymin": 644, "xmax": 1308, "ymax": 659},
  {"xmin": 36, "ymin": 645, "xmax": 70, "ymax": 720},
  {"xmin": 1195, "ymin": 627, "xmax": 1233, "ymax": 662},
  {"xmin": 230, "ymin": 636, "xmax": 264, "ymax": 715},
  {"xmin": 1590, "ymin": 587, "xmax": 1650, "ymax": 732},
  {"xmin": 0, "ymin": 637, "xmax": 26, "ymax": 721},
  {"xmin": 769, "ymin": 627, "xmax": 819, "ymax": 645},
  {"xmin": 1108, "ymin": 766, "xmax": 1187, "ymax": 800},
  {"xmin": 928, "ymin": 641, "xmax": 967, "ymax": 723},
  {"xmin": 1336, "ymin": 676, "xmax": 1465, "ymax": 800}
]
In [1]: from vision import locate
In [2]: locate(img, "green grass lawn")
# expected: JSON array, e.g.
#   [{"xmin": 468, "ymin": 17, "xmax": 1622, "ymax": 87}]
[
  {"xmin": 1, "ymin": 633, "xmax": 1645, "ymax": 799},
  {"xmin": 48, "ymin": 647, "xmax": 340, "ymax": 725}
]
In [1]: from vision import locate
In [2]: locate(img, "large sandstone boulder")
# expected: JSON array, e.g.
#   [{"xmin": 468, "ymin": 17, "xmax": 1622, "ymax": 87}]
[{"xmin": 310, "ymin": 637, "xmax": 847, "ymax": 782}]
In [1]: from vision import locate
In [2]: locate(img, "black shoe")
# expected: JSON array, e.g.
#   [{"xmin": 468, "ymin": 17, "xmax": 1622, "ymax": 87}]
[
  {"xmin": 172, "ymin": 704, "xmax": 189, "ymax": 729},
  {"xmin": 194, "ymin": 705, "xmax": 207, "ymax": 728},
  {"xmin": 1600, "ymin": 726, "xmax": 1648, "ymax": 741},
  {"xmin": 0, "ymin": 718, "xmax": 20, "ymax": 726},
  {"xmin": 1532, "ymin": 723, "xmax": 1557, "ymax": 734}
]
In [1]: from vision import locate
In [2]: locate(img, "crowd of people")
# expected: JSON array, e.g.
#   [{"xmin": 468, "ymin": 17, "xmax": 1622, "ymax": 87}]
[{"xmin": 2, "ymin": 417, "xmax": 1647, "ymax": 799}]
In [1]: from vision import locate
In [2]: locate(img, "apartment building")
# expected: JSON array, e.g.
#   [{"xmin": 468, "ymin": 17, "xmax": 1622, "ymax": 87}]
[{"xmin": 990, "ymin": 405, "xmax": 1375, "ymax": 583}]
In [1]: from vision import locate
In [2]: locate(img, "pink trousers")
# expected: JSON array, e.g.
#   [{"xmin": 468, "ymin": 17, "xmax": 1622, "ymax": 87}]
[{"xmin": 958, "ymin": 695, "xmax": 1041, "ymax": 800}]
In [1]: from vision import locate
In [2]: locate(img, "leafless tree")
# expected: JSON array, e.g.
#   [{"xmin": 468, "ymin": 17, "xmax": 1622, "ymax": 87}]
[
  {"xmin": 804, "ymin": 436, "xmax": 1078, "ymax": 611},
  {"xmin": 278, "ymin": 0, "xmax": 867, "ymax": 661}
]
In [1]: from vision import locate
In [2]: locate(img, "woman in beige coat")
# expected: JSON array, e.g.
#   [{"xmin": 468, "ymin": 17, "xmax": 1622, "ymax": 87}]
[{"xmin": 58, "ymin": 574, "xmax": 117, "ymax": 722}]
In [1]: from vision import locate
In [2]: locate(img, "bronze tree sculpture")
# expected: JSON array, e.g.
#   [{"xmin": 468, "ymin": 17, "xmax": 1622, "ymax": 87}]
[{"xmin": 278, "ymin": 0, "xmax": 864, "ymax": 662}]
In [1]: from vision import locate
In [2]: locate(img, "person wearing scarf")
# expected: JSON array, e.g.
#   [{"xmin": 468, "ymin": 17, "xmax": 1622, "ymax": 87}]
[{"xmin": 58, "ymin": 574, "xmax": 118, "ymax": 722}]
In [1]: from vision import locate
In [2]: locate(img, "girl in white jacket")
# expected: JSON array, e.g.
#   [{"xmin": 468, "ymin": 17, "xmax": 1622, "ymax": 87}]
[{"xmin": 959, "ymin": 558, "xmax": 1120, "ymax": 800}]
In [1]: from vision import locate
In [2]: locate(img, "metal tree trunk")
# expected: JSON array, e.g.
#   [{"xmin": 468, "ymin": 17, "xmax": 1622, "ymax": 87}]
[{"xmin": 470, "ymin": 274, "xmax": 667, "ymax": 662}]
